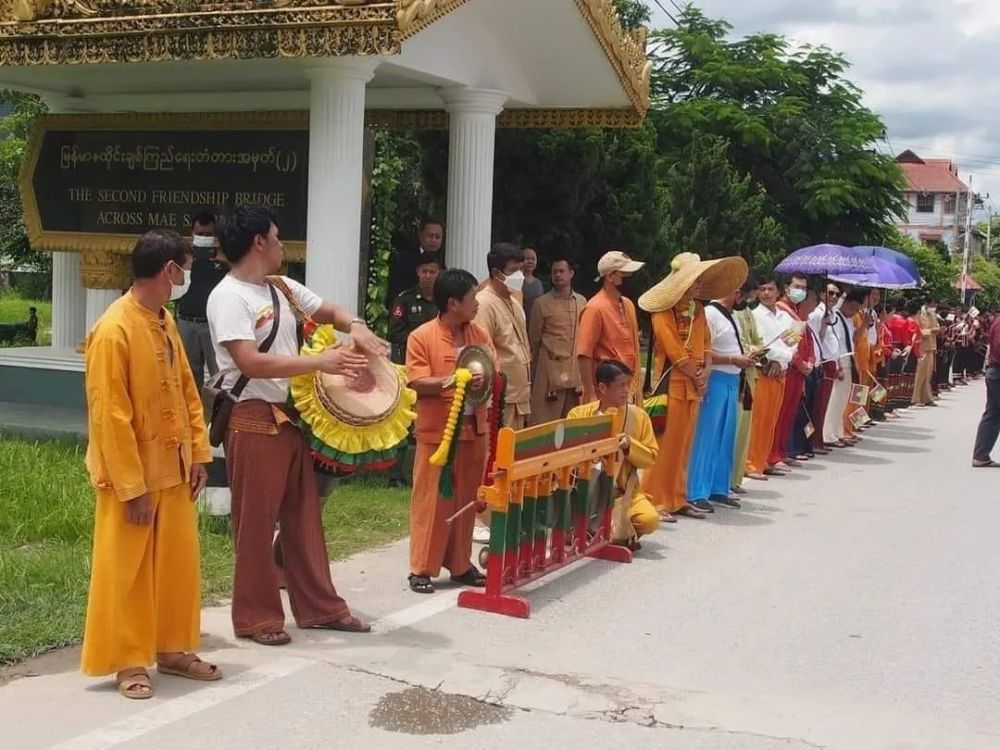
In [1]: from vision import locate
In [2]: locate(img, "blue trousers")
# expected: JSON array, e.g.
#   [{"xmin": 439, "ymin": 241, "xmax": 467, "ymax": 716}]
[{"xmin": 687, "ymin": 371, "xmax": 739, "ymax": 501}]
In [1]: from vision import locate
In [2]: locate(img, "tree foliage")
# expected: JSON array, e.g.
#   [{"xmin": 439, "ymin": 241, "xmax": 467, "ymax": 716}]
[
  {"xmin": 0, "ymin": 92, "xmax": 47, "ymax": 275},
  {"xmin": 613, "ymin": 0, "xmax": 651, "ymax": 30},
  {"xmin": 882, "ymin": 227, "xmax": 956, "ymax": 304},
  {"xmin": 648, "ymin": 7, "xmax": 907, "ymax": 250},
  {"xmin": 658, "ymin": 132, "xmax": 785, "ymax": 273},
  {"xmin": 970, "ymin": 256, "xmax": 1000, "ymax": 310}
]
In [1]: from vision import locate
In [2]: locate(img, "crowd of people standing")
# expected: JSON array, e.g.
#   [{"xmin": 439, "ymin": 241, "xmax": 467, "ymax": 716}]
[{"xmin": 76, "ymin": 206, "xmax": 1000, "ymax": 700}]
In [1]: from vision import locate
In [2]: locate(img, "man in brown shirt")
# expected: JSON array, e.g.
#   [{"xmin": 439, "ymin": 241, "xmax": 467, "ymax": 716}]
[
  {"xmin": 475, "ymin": 242, "xmax": 532, "ymax": 428},
  {"xmin": 528, "ymin": 257, "xmax": 586, "ymax": 425}
]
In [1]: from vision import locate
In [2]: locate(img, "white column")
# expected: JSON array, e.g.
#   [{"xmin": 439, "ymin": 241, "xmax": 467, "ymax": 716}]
[
  {"xmin": 50, "ymin": 252, "xmax": 86, "ymax": 349},
  {"xmin": 440, "ymin": 88, "xmax": 508, "ymax": 280},
  {"xmin": 85, "ymin": 289, "xmax": 121, "ymax": 332},
  {"xmin": 305, "ymin": 59, "xmax": 379, "ymax": 312}
]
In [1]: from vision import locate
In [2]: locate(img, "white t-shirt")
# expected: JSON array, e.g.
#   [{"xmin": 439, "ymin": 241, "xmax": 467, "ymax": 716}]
[
  {"xmin": 705, "ymin": 304, "xmax": 742, "ymax": 375},
  {"xmin": 752, "ymin": 304, "xmax": 795, "ymax": 369},
  {"xmin": 808, "ymin": 305, "xmax": 840, "ymax": 363},
  {"xmin": 207, "ymin": 275, "xmax": 322, "ymax": 404}
]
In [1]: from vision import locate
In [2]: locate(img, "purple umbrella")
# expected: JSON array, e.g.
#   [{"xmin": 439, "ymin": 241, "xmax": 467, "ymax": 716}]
[
  {"xmin": 829, "ymin": 256, "xmax": 921, "ymax": 290},
  {"xmin": 774, "ymin": 244, "xmax": 876, "ymax": 276},
  {"xmin": 852, "ymin": 245, "xmax": 921, "ymax": 283}
]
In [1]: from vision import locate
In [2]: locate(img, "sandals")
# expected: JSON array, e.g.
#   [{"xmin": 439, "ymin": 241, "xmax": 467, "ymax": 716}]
[
  {"xmin": 450, "ymin": 568, "xmax": 487, "ymax": 587},
  {"xmin": 117, "ymin": 668, "xmax": 154, "ymax": 700},
  {"xmin": 244, "ymin": 630, "xmax": 292, "ymax": 646},
  {"xmin": 972, "ymin": 459, "xmax": 999, "ymax": 468},
  {"xmin": 675, "ymin": 505, "xmax": 706, "ymax": 519},
  {"xmin": 308, "ymin": 615, "xmax": 371, "ymax": 633},
  {"xmin": 409, "ymin": 574, "xmax": 435, "ymax": 594},
  {"xmin": 657, "ymin": 509, "xmax": 677, "ymax": 523},
  {"xmin": 156, "ymin": 653, "xmax": 222, "ymax": 682}
]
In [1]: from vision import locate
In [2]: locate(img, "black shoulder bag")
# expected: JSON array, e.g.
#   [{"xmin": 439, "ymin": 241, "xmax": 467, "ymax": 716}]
[{"xmin": 202, "ymin": 282, "xmax": 281, "ymax": 447}]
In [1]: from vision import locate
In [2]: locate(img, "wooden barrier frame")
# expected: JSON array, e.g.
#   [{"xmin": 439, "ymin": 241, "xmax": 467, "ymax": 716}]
[{"xmin": 457, "ymin": 414, "xmax": 632, "ymax": 618}]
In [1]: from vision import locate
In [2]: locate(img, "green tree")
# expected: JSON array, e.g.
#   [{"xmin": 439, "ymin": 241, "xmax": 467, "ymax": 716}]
[
  {"xmin": 648, "ymin": 8, "xmax": 907, "ymax": 249},
  {"xmin": 613, "ymin": 0, "xmax": 651, "ymax": 30},
  {"xmin": 970, "ymin": 256, "xmax": 1000, "ymax": 310},
  {"xmin": 882, "ymin": 228, "xmax": 956, "ymax": 304},
  {"xmin": 658, "ymin": 132, "xmax": 785, "ymax": 273},
  {"xmin": 0, "ymin": 92, "xmax": 47, "ymax": 277}
]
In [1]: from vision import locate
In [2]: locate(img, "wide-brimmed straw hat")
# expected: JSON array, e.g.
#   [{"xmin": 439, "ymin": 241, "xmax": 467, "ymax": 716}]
[{"xmin": 638, "ymin": 252, "xmax": 749, "ymax": 313}]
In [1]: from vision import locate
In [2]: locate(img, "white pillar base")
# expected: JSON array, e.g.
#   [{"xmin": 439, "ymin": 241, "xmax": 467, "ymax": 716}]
[
  {"xmin": 305, "ymin": 59, "xmax": 379, "ymax": 313},
  {"xmin": 440, "ymin": 88, "xmax": 508, "ymax": 280},
  {"xmin": 50, "ymin": 252, "xmax": 87, "ymax": 349},
  {"xmin": 85, "ymin": 289, "xmax": 121, "ymax": 332}
]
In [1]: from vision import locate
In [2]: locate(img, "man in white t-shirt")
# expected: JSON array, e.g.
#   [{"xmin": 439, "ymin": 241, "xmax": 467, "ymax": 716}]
[{"xmin": 207, "ymin": 205, "xmax": 388, "ymax": 647}]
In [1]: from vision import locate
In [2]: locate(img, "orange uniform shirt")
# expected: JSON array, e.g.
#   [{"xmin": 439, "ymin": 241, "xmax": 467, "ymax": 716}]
[{"xmin": 577, "ymin": 288, "xmax": 641, "ymax": 395}]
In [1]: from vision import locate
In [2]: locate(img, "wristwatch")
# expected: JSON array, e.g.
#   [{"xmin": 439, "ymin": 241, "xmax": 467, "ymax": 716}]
[{"xmin": 348, "ymin": 317, "xmax": 367, "ymax": 328}]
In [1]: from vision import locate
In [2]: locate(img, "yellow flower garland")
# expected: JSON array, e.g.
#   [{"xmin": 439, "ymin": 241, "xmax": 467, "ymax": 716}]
[{"xmin": 430, "ymin": 368, "xmax": 472, "ymax": 466}]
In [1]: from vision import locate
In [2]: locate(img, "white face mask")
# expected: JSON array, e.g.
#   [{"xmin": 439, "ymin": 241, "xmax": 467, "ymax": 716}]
[
  {"xmin": 787, "ymin": 288, "xmax": 807, "ymax": 305},
  {"xmin": 170, "ymin": 267, "xmax": 192, "ymax": 301},
  {"xmin": 192, "ymin": 234, "xmax": 215, "ymax": 249},
  {"xmin": 502, "ymin": 270, "xmax": 525, "ymax": 293}
]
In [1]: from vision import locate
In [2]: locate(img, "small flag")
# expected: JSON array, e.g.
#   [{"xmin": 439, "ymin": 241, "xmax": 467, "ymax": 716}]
[
  {"xmin": 870, "ymin": 384, "xmax": 887, "ymax": 404},
  {"xmin": 848, "ymin": 407, "xmax": 869, "ymax": 429},
  {"xmin": 777, "ymin": 321, "xmax": 807, "ymax": 347},
  {"xmin": 804, "ymin": 421, "xmax": 816, "ymax": 439},
  {"xmin": 848, "ymin": 383, "xmax": 870, "ymax": 406}
]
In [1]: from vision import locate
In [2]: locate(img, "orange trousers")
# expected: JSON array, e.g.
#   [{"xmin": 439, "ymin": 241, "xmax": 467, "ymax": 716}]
[
  {"xmin": 410, "ymin": 434, "xmax": 487, "ymax": 578},
  {"xmin": 747, "ymin": 374, "xmax": 785, "ymax": 474},
  {"xmin": 81, "ymin": 483, "xmax": 200, "ymax": 676},
  {"xmin": 640, "ymin": 397, "xmax": 701, "ymax": 514}
]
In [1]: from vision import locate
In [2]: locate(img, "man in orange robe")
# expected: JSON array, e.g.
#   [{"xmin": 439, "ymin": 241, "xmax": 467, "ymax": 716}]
[
  {"xmin": 81, "ymin": 230, "xmax": 217, "ymax": 699},
  {"xmin": 577, "ymin": 251, "xmax": 645, "ymax": 404},
  {"xmin": 405, "ymin": 268, "xmax": 497, "ymax": 594}
]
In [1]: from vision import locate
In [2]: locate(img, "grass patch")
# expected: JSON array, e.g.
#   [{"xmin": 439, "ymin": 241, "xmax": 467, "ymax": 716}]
[
  {"xmin": 0, "ymin": 437, "xmax": 410, "ymax": 665},
  {"xmin": 0, "ymin": 292, "xmax": 52, "ymax": 346}
]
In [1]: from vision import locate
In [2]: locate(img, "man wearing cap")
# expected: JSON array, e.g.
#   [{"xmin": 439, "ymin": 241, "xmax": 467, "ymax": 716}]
[
  {"xmin": 577, "ymin": 251, "xmax": 644, "ymax": 405},
  {"xmin": 177, "ymin": 212, "xmax": 228, "ymax": 390},
  {"xmin": 639, "ymin": 253, "xmax": 747, "ymax": 520}
]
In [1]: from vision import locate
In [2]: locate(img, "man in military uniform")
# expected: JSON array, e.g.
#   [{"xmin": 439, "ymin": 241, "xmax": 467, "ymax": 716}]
[{"xmin": 388, "ymin": 253, "xmax": 442, "ymax": 364}]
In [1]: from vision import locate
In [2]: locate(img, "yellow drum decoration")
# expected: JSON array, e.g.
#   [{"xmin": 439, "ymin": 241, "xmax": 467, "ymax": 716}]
[{"xmin": 290, "ymin": 325, "xmax": 416, "ymax": 475}]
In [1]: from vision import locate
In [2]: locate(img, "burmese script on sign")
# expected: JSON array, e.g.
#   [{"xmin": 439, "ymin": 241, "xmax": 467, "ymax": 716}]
[{"xmin": 31, "ymin": 128, "xmax": 309, "ymax": 239}]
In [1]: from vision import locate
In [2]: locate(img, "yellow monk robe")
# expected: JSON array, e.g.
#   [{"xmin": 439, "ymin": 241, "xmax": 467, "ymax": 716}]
[
  {"xmin": 568, "ymin": 401, "xmax": 660, "ymax": 538},
  {"xmin": 640, "ymin": 304, "xmax": 710, "ymax": 513},
  {"xmin": 81, "ymin": 292, "xmax": 212, "ymax": 676},
  {"xmin": 843, "ymin": 311, "xmax": 872, "ymax": 435}
]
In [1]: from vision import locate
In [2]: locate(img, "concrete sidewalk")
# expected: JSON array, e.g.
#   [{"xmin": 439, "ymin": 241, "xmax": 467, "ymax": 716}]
[{"xmin": 2, "ymin": 383, "xmax": 998, "ymax": 749}]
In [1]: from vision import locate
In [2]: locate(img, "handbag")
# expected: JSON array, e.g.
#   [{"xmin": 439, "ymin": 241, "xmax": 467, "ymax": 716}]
[{"xmin": 202, "ymin": 282, "xmax": 281, "ymax": 447}]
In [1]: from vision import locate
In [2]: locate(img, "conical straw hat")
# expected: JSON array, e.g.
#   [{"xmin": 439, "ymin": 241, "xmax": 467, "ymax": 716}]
[{"xmin": 638, "ymin": 252, "xmax": 749, "ymax": 313}]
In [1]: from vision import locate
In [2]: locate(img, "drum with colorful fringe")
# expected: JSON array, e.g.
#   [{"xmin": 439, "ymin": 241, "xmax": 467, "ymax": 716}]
[{"xmin": 289, "ymin": 325, "xmax": 417, "ymax": 475}]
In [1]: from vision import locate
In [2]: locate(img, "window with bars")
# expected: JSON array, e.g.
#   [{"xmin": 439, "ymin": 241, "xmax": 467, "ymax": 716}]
[{"xmin": 916, "ymin": 193, "xmax": 936, "ymax": 213}]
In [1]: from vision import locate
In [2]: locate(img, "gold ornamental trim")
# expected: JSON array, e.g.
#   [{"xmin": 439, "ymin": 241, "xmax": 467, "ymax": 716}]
[
  {"xmin": 573, "ymin": 0, "xmax": 652, "ymax": 115},
  {"xmin": 396, "ymin": 0, "xmax": 468, "ymax": 40},
  {"xmin": 0, "ymin": 2, "xmax": 399, "ymax": 65},
  {"xmin": 19, "ymin": 111, "xmax": 308, "ymax": 260},
  {"xmin": 365, "ymin": 108, "xmax": 644, "ymax": 129},
  {"xmin": 80, "ymin": 249, "xmax": 132, "ymax": 290}
]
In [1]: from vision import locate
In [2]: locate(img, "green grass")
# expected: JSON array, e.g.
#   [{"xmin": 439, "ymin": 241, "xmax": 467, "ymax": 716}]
[
  {"xmin": 0, "ymin": 437, "xmax": 410, "ymax": 665},
  {"xmin": 0, "ymin": 292, "xmax": 52, "ymax": 346}
]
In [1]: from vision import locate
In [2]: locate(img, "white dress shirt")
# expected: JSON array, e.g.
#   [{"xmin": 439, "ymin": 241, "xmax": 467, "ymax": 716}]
[
  {"xmin": 808, "ymin": 304, "xmax": 840, "ymax": 364},
  {"xmin": 706, "ymin": 304, "xmax": 743, "ymax": 375},
  {"xmin": 752, "ymin": 304, "xmax": 796, "ymax": 370}
]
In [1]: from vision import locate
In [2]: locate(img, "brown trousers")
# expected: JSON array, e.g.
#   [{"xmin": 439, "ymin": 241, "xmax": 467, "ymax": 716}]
[
  {"xmin": 410, "ymin": 433, "xmax": 487, "ymax": 578},
  {"xmin": 225, "ymin": 401, "xmax": 350, "ymax": 637},
  {"xmin": 529, "ymin": 387, "xmax": 580, "ymax": 426}
]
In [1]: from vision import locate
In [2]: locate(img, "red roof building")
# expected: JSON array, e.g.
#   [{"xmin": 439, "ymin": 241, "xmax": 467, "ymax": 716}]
[{"xmin": 895, "ymin": 150, "xmax": 982, "ymax": 257}]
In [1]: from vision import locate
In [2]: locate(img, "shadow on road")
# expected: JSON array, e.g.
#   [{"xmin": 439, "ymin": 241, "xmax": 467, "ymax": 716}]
[
  {"xmin": 856, "ymin": 438, "xmax": 931, "ymax": 454},
  {"xmin": 821, "ymin": 451, "xmax": 892, "ymax": 465}
]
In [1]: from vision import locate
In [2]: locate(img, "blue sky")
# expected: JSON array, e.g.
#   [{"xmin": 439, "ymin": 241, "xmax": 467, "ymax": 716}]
[{"xmin": 645, "ymin": 0, "xmax": 1000, "ymax": 212}]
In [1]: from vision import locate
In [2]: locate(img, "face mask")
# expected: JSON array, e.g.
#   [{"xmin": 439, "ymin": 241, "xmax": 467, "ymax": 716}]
[
  {"xmin": 169, "ymin": 267, "xmax": 192, "ymax": 301},
  {"xmin": 192, "ymin": 234, "xmax": 215, "ymax": 249},
  {"xmin": 788, "ymin": 288, "xmax": 807, "ymax": 305},
  {"xmin": 502, "ymin": 270, "xmax": 525, "ymax": 293}
]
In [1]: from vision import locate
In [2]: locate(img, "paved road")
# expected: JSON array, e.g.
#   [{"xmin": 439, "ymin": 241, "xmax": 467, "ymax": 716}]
[{"xmin": 3, "ymin": 384, "xmax": 999, "ymax": 749}]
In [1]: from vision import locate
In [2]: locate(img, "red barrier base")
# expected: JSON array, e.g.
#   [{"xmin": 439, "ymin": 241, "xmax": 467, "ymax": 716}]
[
  {"xmin": 587, "ymin": 543, "xmax": 634, "ymax": 564},
  {"xmin": 458, "ymin": 590, "xmax": 531, "ymax": 618}
]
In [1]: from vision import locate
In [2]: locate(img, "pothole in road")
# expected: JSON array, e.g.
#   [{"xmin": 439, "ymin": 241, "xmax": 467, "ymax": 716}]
[{"xmin": 369, "ymin": 686, "xmax": 512, "ymax": 735}]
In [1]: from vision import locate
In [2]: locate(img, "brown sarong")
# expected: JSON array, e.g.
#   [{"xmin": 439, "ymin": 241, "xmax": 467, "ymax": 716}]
[{"xmin": 225, "ymin": 400, "xmax": 350, "ymax": 636}]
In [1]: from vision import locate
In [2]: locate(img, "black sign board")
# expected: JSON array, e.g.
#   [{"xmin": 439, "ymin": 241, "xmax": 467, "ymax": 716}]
[{"xmin": 28, "ymin": 124, "xmax": 309, "ymax": 242}]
